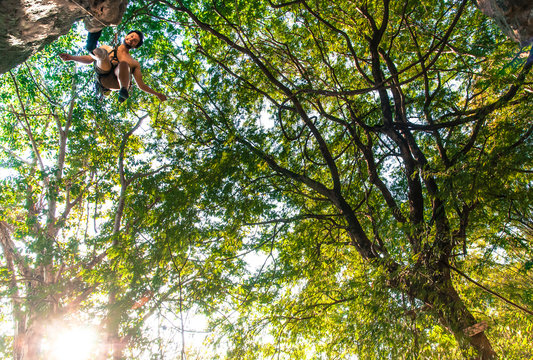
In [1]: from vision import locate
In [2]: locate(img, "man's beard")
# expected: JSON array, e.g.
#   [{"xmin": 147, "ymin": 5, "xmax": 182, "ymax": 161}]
[{"xmin": 123, "ymin": 40, "xmax": 132, "ymax": 49}]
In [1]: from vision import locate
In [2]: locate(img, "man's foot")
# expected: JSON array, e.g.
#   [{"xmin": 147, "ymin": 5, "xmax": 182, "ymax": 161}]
[
  {"xmin": 90, "ymin": 47, "xmax": 108, "ymax": 61},
  {"xmin": 118, "ymin": 87, "xmax": 129, "ymax": 103}
]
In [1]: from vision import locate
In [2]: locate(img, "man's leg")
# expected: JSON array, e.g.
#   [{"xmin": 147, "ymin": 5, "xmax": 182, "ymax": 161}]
[
  {"xmin": 115, "ymin": 62, "xmax": 131, "ymax": 102},
  {"xmin": 90, "ymin": 48, "xmax": 112, "ymax": 73},
  {"xmin": 86, "ymin": 30, "xmax": 102, "ymax": 52}
]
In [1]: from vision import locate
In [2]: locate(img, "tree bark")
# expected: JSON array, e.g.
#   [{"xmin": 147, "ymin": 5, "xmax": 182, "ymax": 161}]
[{"xmin": 394, "ymin": 265, "xmax": 496, "ymax": 359}]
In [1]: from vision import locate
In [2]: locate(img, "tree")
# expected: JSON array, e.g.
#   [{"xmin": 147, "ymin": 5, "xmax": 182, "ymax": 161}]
[
  {"xmin": 1, "ymin": 0, "xmax": 532, "ymax": 359},
  {"xmin": 146, "ymin": 0, "xmax": 533, "ymax": 358},
  {"xmin": 0, "ymin": 28, "xmax": 183, "ymax": 359}
]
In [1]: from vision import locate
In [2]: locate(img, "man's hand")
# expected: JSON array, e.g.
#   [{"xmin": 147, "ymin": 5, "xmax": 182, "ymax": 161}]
[
  {"xmin": 156, "ymin": 93, "xmax": 168, "ymax": 102},
  {"xmin": 59, "ymin": 53, "xmax": 74, "ymax": 61}
]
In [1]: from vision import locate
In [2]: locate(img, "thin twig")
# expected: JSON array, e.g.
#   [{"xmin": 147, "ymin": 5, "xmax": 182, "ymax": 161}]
[{"xmin": 448, "ymin": 264, "xmax": 533, "ymax": 317}]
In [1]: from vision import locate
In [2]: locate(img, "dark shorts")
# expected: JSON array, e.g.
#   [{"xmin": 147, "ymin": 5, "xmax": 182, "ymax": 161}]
[{"xmin": 94, "ymin": 62, "xmax": 118, "ymax": 92}]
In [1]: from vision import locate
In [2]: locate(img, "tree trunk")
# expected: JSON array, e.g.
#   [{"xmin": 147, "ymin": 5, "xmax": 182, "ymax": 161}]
[
  {"xmin": 432, "ymin": 282, "xmax": 495, "ymax": 359},
  {"xmin": 396, "ymin": 266, "xmax": 496, "ymax": 359}
]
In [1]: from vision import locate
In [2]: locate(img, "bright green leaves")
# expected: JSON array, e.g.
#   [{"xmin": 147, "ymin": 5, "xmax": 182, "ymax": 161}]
[
  {"xmin": 158, "ymin": 0, "xmax": 533, "ymax": 358},
  {"xmin": 1, "ymin": 0, "xmax": 532, "ymax": 359}
]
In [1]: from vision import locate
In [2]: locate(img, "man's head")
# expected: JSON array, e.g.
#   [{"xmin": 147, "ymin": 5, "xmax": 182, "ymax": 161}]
[{"xmin": 124, "ymin": 30, "xmax": 144, "ymax": 49}]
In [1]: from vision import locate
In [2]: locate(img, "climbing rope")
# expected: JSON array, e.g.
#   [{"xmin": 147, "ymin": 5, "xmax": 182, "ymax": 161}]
[
  {"xmin": 67, "ymin": 0, "xmax": 110, "ymax": 29},
  {"xmin": 111, "ymin": 29, "xmax": 120, "ymax": 47}
]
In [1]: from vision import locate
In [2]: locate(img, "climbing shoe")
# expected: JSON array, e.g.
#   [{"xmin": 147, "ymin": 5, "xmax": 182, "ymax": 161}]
[
  {"xmin": 90, "ymin": 47, "xmax": 108, "ymax": 61},
  {"xmin": 118, "ymin": 87, "xmax": 129, "ymax": 103}
]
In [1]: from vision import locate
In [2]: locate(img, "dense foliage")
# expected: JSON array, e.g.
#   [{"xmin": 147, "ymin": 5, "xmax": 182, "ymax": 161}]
[{"xmin": 1, "ymin": 0, "xmax": 532, "ymax": 359}]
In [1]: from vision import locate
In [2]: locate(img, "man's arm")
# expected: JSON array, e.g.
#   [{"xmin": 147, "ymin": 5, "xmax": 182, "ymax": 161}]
[
  {"xmin": 59, "ymin": 53, "xmax": 94, "ymax": 64},
  {"xmin": 132, "ymin": 65, "xmax": 167, "ymax": 101}
]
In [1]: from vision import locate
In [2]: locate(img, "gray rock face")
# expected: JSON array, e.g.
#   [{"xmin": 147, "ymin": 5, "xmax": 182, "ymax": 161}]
[
  {"xmin": 0, "ymin": 0, "xmax": 127, "ymax": 74},
  {"xmin": 477, "ymin": 0, "xmax": 533, "ymax": 45}
]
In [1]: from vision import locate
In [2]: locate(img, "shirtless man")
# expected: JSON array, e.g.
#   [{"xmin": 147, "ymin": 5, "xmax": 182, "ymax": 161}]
[{"xmin": 59, "ymin": 30, "xmax": 167, "ymax": 103}]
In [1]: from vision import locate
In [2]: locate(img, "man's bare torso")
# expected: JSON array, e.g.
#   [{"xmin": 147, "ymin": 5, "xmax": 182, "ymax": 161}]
[{"xmin": 101, "ymin": 44, "xmax": 140, "ymax": 72}]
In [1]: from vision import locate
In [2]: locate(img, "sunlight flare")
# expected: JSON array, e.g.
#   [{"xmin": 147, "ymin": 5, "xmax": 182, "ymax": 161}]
[{"xmin": 42, "ymin": 323, "xmax": 99, "ymax": 360}]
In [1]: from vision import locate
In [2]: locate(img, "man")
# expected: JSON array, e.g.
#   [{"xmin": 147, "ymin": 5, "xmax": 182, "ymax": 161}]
[{"xmin": 59, "ymin": 30, "xmax": 167, "ymax": 103}]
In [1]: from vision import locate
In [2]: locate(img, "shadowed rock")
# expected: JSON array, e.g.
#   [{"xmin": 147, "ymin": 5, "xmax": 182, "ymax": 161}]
[{"xmin": 477, "ymin": 0, "xmax": 533, "ymax": 45}]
